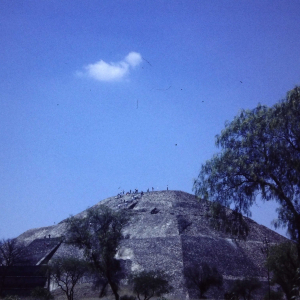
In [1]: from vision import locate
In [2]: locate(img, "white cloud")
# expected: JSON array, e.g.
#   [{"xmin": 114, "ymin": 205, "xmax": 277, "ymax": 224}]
[
  {"xmin": 125, "ymin": 52, "xmax": 142, "ymax": 67},
  {"xmin": 77, "ymin": 52, "xmax": 142, "ymax": 82}
]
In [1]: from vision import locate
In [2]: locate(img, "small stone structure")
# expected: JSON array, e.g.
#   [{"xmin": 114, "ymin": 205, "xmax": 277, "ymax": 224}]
[
  {"xmin": 0, "ymin": 238, "xmax": 61, "ymax": 296},
  {"xmin": 0, "ymin": 265, "xmax": 49, "ymax": 296}
]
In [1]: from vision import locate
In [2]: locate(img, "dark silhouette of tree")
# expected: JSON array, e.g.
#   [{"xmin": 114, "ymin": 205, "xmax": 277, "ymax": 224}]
[
  {"xmin": 0, "ymin": 238, "xmax": 28, "ymax": 297},
  {"xmin": 0, "ymin": 238, "xmax": 28, "ymax": 266},
  {"xmin": 184, "ymin": 262, "xmax": 223, "ymax": 299},
  {"xmin": 66, "ymin": 205, "xmax": 130, "ymax": 300},
  {"xmin": 49, "ymin": 256, "xmax": 89, "ymax": 300},
  {"xmin": 131, "ymin": 270, "xmax": 173, "ymax": 300},
  {"xmin": 266, "ymin": 242, "xmax": 298, "ymax": 300},
  {"xmin": 229, "ymin": 277, "xmax": 262, "ymax": 300},
  {"xmin": 193, "ymin": 87, "xmax": 300, "ymax": 254}
]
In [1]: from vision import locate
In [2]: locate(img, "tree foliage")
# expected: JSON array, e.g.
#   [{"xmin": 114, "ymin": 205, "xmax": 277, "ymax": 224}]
[
  {"xmin": 207, "ymin": 202, "xmax": 249, "ymax": 239},
  {"xmin": 194, "ymin": 87, "xmax": 300, "ymax": 247},
  {"xmin": 49, "ymin": 257, "xmax": 89, "ymax": 300},
  {"xmin": 184, "ymin": 262, "xmax": 223, "ymax": 299},
  {"xmin": 131, "ymin": 270, "xmax": 173, "ymax": 300},
  {"xmin": 66, "ymin": 205, "xmax": 130, "ymax": 300},
  {"xmin": 266, "ymin": 242, "xmax": 298, "ymax": 300},
  {"xmin": 229, "ymin": 277, "xmax": 262, "ymax": 300},
  {"xmin": 0, "ymin": 238, "xmax": 28, "ymax": 266}
]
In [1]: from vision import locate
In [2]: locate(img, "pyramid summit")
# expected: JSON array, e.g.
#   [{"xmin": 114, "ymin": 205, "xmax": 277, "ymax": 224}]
[{"xmin": 16, "ymin": 190, "xmax": 286, "ymax": 299}]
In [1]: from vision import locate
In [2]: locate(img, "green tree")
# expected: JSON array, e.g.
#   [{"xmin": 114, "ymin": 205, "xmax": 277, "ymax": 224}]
[
  {"xmin": 66, "ymin": 205, "xmax": 130, "ymax": 300},
  {"xmin": 49, "ymin": 257, "xmax": 89, "ymax": 300},
  {"xmin": 229, "ymin": 277, "xmax": 262, "ymax": 300},
  {"xmin": 266, "ymin": 242, "xmax": 298, "ymax": 300},
  {"xmin": 184, "ymin": 262, "xmax": 223, "ymax": 299},
  {"xmin": 193, "ymin": 87, "xmax": 300, "ymax": 252},
  {"xmin": 131, "ymin": 270, "xmax": 173, "ymax": 300}
]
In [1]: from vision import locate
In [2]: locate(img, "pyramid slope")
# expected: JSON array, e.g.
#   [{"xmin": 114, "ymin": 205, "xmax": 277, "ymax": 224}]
[{"xmin": 17, "ymin": 190, "xmax": 287, "ymax": 298}]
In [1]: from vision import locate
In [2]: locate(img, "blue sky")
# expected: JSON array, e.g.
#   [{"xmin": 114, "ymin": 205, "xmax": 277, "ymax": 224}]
[{"xmin": 1, "ymin": 0, "xmax": 300, "ymax": 239}]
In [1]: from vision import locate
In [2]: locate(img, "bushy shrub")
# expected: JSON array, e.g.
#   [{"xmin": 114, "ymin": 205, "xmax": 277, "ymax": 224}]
[{"xmin": 131, "ymin": 270, "xmax": 173, "ymax": 300}]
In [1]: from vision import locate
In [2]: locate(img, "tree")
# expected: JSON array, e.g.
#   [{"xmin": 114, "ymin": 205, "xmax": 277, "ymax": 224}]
[
  {"xmin": 193, "ymin": 87, "xmax": 300, "ymax": 252},
  {"xmin": 0, "ymin": 238, "xmax": 28, "ymax": 266},
  {"xmin": 229, "ymin": 277, "xmax": 262, "ymax": 300},
  {"xmin": 66, "ymin": 205, "xmax": 130, "ymax": 300},
  {"xmin": 266, "ymin": 242, "xmax": 298, "ymax": 300},
  {"xmin": 131, "ymin": 270, "xmax": 173, "ymax": 300},
  {"xmin": 0, "ymin": 238, "xmax": 28, "ymax": 297},
  {"xmin": 49, "ymin": 257, "xmax": 89, "ymax": 300},
  {"xmin": 184, "ymin": 262, "xmax": 223, "ymax": 299}
]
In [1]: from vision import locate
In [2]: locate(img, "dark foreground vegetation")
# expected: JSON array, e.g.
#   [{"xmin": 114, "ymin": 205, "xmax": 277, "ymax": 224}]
[{"xmin": 1, "ymin": 86, "xmax": 300, "ymax": 299}]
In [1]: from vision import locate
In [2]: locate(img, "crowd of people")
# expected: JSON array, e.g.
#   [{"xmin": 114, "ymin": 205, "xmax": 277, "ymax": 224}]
[{"xmin": 115, "ymin": 186, "xmax": 169, "ymax": 209}]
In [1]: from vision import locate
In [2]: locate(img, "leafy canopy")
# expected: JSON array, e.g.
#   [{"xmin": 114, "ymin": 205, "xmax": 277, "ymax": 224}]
[{"xmin": 194, "ymin": 87, "xmax": 300, "ymax": 244}]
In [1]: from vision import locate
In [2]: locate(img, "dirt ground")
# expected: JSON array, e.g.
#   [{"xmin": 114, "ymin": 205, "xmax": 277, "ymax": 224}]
[{"xmin": 1, "ymin": 284, "xmax": 214, "ymax": 300}]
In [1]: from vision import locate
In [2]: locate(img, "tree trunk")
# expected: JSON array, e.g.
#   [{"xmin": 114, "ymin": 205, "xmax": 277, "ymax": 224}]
[
  {"xmin": 99, "ymin": 281, "xmax": 108, "ymax": 298},
  {"xmin": 296, "ymin": 215, "xmax": 300, "ymax": 262},
  {"xmin": 108, "ymin": 279, "xmax": 119, "ymax": 300}
]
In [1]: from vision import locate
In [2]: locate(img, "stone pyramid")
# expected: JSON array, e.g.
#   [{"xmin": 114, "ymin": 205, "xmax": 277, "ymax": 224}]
[{"xmin": 17, "ymin": 190, "xmax": 287, "ymax": 299}]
